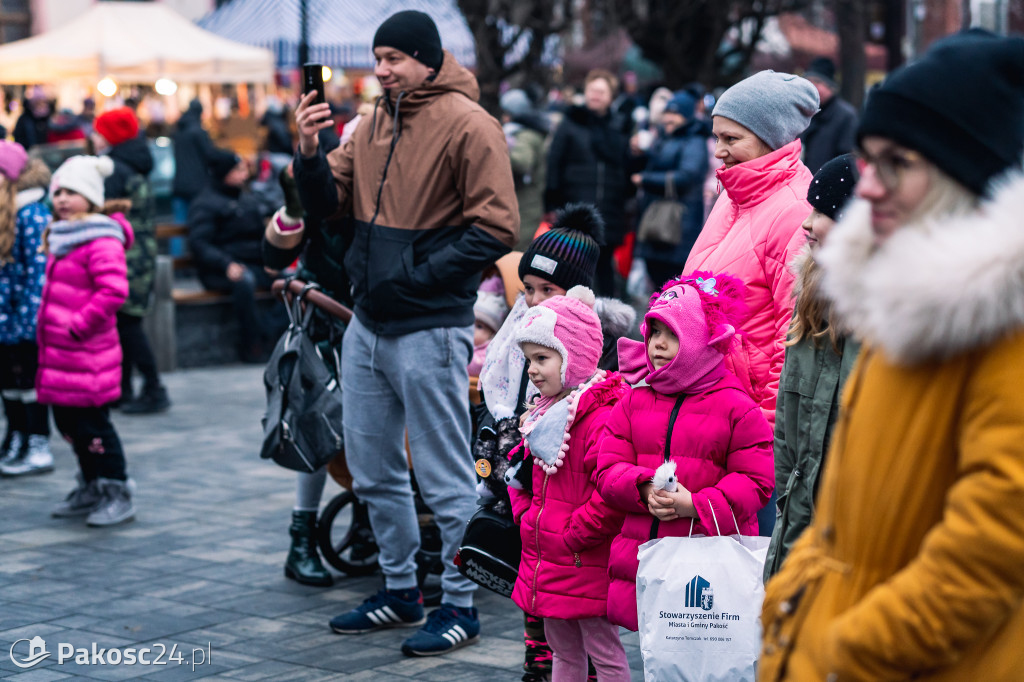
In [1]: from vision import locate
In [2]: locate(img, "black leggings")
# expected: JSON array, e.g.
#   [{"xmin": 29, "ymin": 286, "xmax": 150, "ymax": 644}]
[
  {"xmin": 0, "ymin": 341, "xmax": 49, "ymax": 436},
  {"xmin": 52, "ymin": 405, "xmax": 127, "ymax": 481}
]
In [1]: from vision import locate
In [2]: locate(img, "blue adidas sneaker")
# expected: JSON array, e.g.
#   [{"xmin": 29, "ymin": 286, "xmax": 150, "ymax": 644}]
[
  {"xmin": 401, "ymin": 604, "xmax": 481, "ymax": 656},
  {"xmin": 329, "ymin": 588, "xmax": 426, "ymax": 634}
]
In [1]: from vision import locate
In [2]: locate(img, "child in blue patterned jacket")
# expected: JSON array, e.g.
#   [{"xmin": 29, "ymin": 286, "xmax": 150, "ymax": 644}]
[{"xmin": 0, "ymin": 141, "xmax": 55, "ymax": 476}]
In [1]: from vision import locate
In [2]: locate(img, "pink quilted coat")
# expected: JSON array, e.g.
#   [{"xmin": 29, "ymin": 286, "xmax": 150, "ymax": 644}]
[
  {"xmin": 36, "ymin": 215, "xmax": 132, "ymax": 407},
  {"xmin": 595, "ymin": 373, "xmax": 774, "ymax": 631},
  {"xmin": 509, "ymin": 373, "xmax": 628, "ymax": 620},
  {"xmin": 684, "ymin": 140, "xmax": 812, "ymax": 428}
]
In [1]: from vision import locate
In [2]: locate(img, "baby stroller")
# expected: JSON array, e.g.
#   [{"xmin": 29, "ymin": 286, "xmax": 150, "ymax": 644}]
[
  {"xmin": 268, "ymin": 278, "xmax": 444, "ymax": 599},
  {"xmin": 317, "ymin": 468, "xmax": 445, "ymax": 606},
  {"xmin": 315, "ymin": 253, "xmax": 524, "ymax": 604}
]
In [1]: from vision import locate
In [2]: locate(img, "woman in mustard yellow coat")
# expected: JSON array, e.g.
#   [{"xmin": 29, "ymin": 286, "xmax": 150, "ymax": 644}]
[{"xmin": 759, "ymin": 29, "xmax": 1024, "ymax": 681}]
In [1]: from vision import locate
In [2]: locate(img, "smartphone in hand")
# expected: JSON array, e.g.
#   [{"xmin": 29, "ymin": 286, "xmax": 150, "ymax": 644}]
[{"xmin": 303, "ymin": 63, "xmax": 326, "ymax": 106}]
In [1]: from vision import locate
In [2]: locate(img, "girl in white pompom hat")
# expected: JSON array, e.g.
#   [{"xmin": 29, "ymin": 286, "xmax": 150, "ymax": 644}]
[{"xmin": 38, "ymin": 154, "xmax": 137, "ymax": 527}]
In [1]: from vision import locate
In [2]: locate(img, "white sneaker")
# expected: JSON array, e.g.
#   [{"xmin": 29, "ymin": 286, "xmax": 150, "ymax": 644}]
[
  {"xmin": 0, "ymin": 435, "xmax": 54, "ymax": 477},
  {"xmin": 0, "ymin": 432, "xmax": 25, "ymax": 466}
]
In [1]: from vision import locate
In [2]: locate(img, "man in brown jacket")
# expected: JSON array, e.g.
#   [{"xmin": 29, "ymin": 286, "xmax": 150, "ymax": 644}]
[{"xmin": 294, "ymin": 10, "xmax": 518, "ymax": 658}]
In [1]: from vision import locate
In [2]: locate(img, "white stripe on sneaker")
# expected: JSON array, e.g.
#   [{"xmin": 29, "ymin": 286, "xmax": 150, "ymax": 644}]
[
  {"xmin": 366, "ymin": 611, "xmax": 383, "ymax": 626},
  {"xmin": 452, "ymin": 625, "xmax": 468, "ymax": 640},
  {"xmin": 442, "ymin": 631, "xmax": 458, "ymax": 646},
  {"xmin": 381, "ymin": 605, "xmax": 400, "ymax": 622}
]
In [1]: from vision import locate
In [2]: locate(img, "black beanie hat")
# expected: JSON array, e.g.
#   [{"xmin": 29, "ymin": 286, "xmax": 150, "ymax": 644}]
[
  {"xmin": 519, "ymin": 203, "xmax": 603, "ymax": 291},
  {"xmin": 808, "ymin": 153, "xmax": 859, "ymax": 220},
  {"xmin": 373, "ymin": 10, "xmax": 443, "ymax": 72},
  {"xmin": 209, "ymin": 149, "xmax": 242, "ymax": 182},
  {"xmin": 805, "ymin": 57, "xmax": 838, "ymax": 89},
  {"xmin": 857, "ymin": 28, "xmax": 1024, "ymax": 197}
]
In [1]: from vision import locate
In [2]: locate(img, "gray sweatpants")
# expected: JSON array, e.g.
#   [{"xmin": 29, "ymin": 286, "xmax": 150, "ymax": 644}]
[{"xmin": 341, "ymin": 314, "xmax": 478, "ymax": 607}]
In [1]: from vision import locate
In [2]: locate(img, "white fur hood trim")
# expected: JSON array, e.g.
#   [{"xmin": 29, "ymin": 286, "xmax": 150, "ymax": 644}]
[{"xmin": 818, "ymin": 169, "xmax": 1024, "ymax": 365}]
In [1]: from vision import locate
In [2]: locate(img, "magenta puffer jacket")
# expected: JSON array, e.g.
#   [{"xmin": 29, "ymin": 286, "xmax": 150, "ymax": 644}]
[
  {"xmin": 595, "ymin": 373, "xmax": 774, "ymax": 631},
  {"xmin": 509, "ymin": 373, "xmax": 628, "ymax": 620},
  {"xmin": 684, "ymin": 140, "xmax": 812, "ymax": 428},
  {"xmin": 36, "ymin": 216, "xmax": 132, "ymax": 407}
]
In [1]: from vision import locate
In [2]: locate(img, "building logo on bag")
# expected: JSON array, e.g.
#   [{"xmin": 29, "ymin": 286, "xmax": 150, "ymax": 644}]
[{"xmin": 685, "ymin": 575, "xmax": 714, "ymax": 611}]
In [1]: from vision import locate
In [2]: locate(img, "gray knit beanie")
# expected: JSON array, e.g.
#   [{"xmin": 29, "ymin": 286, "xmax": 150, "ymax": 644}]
[
  {"xmin": 712, "ymin": 70, "xmax": 820, "ymax": 150},
  {"xmin": 500, "ymin": 89, "xmax": 533, "ymax": 118}
]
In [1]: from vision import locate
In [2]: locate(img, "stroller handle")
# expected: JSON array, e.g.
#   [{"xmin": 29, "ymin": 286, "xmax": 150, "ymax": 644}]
[{"xmin": 272, "ymin": 278, "xmax": 353, "ymax": 324}]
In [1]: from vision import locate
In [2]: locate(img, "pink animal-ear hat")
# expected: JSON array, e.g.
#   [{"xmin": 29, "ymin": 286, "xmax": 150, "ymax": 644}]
[
  {"xmin": 515, "ymin": 285, "xmax": 604, "ymax": 388},
  {"xmin": 618, "ymin": 271, "xmax": 747, "ymax": 394}
]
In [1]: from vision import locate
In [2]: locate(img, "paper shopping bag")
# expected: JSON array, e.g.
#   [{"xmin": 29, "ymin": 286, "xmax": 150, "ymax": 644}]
[{"xmin": 636, "ymin": 534, "xmax": 770, "ymax": 681}]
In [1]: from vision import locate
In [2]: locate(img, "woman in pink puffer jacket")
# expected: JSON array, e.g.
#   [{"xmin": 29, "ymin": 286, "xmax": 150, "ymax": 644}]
[
  {"xmin": 684, "ymin": 71, "xmax": 819, "ymax": 430},
  {"xmin": 596, "ymin": 273, "xmax": 774, "ymax": 631},
  {"xmin": 38, "ymin": 155, "xmax": 136, "ymax": 528}
]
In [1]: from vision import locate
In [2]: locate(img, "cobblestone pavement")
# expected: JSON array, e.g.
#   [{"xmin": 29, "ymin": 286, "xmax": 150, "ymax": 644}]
[{"xmin": 0, "ymin": 364, "xmax": 643, "ymax": 680}]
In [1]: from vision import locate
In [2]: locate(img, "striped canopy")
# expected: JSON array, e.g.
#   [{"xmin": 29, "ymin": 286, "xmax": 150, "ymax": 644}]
[{"xmin": 197, "ymin": 0, "xmax": 478, "ymax": 69}]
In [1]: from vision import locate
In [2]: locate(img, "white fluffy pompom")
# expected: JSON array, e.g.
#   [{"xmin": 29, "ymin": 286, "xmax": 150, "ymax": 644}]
[
  {"xmin": 565, "ymin": 285, "xmax": 596, "ymax": 307},
  {"xmin": 95, "ymin": 155, "xmax": 115, "ymax": 178},
  {"xmin": 653, "ymin": 461, "xmax": 678, "ymax": 492}
]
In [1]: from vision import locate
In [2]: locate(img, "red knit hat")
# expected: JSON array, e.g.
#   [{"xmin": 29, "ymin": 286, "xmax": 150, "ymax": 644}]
[{"xmin": 94, "ymin": 107, "xmax": 139, "ymax": 146}]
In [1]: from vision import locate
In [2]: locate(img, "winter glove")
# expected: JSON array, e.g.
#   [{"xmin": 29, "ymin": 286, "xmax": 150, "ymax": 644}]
[{"xmin": 279, "ymin": 165, "xmax": 304, "ymax": 219}]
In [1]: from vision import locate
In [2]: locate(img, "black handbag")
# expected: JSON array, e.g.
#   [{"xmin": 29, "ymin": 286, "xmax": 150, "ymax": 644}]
[
  {"xmin": 456, "ymin": 502, "xmax": 522, "ymax": 597},
  {"xmin": 636, "ymin": 173, "xmax": 685, "ymax": 246},
  {"xmin": 260, "ymin": 283, "xmax": 345, "ymax": 473}
]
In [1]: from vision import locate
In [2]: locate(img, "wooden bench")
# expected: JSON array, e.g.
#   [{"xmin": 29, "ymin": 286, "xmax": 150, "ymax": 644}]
[
  {"xmin": 147, "ymin": 223, "xmax": 280, "ymax": 371},
  {"xmin": 154, "ymin": 222, "xmax": 269, "ymax": 305}
]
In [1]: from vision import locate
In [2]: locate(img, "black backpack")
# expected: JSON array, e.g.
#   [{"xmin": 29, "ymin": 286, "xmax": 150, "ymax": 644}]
[{"xmin": 260, "ymin": 284, "xmax": 345, "ymax": 472}]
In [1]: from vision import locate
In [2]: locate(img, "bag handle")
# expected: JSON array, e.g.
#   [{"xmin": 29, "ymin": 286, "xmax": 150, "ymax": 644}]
[
  {"xmin": 649, "ymin": 394, "xmax": 686, "ymax": 541},
  {"xmin": 297, "ymin": 282, "xmax": 320, "ymax": 331},
  {"xmin": 665, "ymin": 172, "xmax": 676, "ymax": 200},
  {"xmin": 686, "ymin": 502, "xmax": 742, "ymax": 538}
]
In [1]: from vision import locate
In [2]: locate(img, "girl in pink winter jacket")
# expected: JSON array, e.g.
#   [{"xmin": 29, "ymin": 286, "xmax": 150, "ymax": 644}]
[
  {"xmin": 595, "ymin": 273, "xmax": 774, "ymax": 632},
  {"xmin": 38, "ymin": 155, "xmax": 135, "ymax": 527},
  {"xmin": 508, "ymin": 286, "xmax": 631, "ymax": 682}
]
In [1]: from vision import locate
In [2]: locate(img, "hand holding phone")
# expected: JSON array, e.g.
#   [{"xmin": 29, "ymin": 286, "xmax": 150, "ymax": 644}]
[
  {"xmin": 296, "ymin": 63, "xmax": 331, "ymax": 156},
  {"xmin": 303, "ymin": 63, "xmax": 326, "ymax": 106}
]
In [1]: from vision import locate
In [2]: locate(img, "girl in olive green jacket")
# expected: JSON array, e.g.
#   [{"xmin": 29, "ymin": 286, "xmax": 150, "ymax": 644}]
[{"xmin": 763, "ymin": 154, "xmax": 859, "ymax": 581}]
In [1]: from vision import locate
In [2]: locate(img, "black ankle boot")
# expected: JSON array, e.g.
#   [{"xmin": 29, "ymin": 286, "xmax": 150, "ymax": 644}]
[
  {"xmin": 121, "ymin": 385, "xmax": 171, "ymax": 415},
  {"xmin": 285, "ymin": 510, "xmax": 333, "ymax": 587}
]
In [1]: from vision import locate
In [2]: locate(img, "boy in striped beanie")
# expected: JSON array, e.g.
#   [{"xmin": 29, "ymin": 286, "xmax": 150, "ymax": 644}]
[{"xmin": 518, "ymin": 203, "xmax": 602, "ymax": 295}]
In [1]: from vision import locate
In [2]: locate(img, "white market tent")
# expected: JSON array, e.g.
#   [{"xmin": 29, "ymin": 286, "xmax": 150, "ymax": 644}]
[{"xmin": 0, "ymin": 2, "xmax": 274, "ymax": 84}]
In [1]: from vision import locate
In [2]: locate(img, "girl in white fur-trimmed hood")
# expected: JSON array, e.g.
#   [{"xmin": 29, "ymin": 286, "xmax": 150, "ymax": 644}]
[{"xmin": 760, "ymin": 28, "xmax": 1024, "ymax": 682}]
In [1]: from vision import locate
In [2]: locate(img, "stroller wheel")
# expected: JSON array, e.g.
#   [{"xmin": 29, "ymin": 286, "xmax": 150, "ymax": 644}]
[{"xmin": 317, "ymin": 490, "xmax": 380, "ymax": 576}]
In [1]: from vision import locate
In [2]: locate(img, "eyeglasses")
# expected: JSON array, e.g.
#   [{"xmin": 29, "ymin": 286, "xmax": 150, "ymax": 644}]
[{"xmin": 854, "ymin": 148, "xmax": 925, "ymax": 192}]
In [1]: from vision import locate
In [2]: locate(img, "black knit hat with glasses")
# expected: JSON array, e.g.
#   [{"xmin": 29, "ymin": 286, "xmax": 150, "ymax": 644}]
[{"xmin": 857, "ymin": 28, "xmax": 1024, "ymax": 196}]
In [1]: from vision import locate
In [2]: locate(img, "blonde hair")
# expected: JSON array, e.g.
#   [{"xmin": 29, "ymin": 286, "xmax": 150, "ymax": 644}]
[
  {"xmin": 0, "ymin": 178, "xmax": 14, "ymax": 265},
  {"xmin": 786, "ymin": 249, "xmax": 840, "ymax": 350},
  {"xmin": 907, "ymin": 162, "xmax": 981, "ymax": 225}
]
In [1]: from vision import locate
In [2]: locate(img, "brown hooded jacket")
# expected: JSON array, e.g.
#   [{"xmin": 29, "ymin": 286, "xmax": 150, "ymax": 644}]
[{"xmin": 295, "ymin": 50, "xmax": 519, "ymax": 335}]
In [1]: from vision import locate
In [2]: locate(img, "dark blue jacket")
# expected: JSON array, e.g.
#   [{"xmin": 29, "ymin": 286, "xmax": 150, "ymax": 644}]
[{"xmin": 634, "ymin": 120, "xmax": 709, "ymax": 267}]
